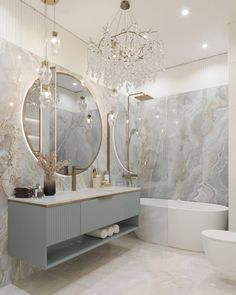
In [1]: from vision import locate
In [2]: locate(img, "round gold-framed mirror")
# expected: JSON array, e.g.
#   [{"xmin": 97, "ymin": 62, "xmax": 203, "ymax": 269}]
[{"xmin": 22, "ymin": 71, "xmax": 102, "ymax": 176}]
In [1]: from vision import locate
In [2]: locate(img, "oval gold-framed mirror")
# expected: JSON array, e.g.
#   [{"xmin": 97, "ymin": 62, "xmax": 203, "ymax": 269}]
[{"xmin": 22, "ymin": 71, "xmax": 103, "ymax": 176}]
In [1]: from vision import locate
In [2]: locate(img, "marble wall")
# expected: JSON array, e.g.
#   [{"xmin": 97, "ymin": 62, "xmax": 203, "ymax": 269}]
[
  {"xmin": 112, "ymin": 86, "xmax": 228, "ymax": 206},
  {"xmin": 0, "ymin": 38, "xmax": 109, "ymax": 287}
]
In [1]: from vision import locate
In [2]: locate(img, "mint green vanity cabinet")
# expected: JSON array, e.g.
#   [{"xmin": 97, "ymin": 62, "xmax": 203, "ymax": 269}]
[
  {"xmin": 81, "ymin": 192, "xmax": 140, "ymax": 234},
  {"xmin": 8, "ymin": 202, "xmax": 47, "ymax": 269},
  {"xmin": 46, "ymin": 203, "xmax": 81, "ymax": 246},
  {"xmin": 8, "ymin": 202, "xmax": 81, "ymax": 269},
  {"xmin": 8, "ymin": 189, "xmax": 140, "ymax": 270}
]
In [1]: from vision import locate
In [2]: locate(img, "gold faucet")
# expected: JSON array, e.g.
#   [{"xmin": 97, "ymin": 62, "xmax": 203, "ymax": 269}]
[{"xmin": 72, "ymin": 166, "xmax": 86, "ymax": 191}]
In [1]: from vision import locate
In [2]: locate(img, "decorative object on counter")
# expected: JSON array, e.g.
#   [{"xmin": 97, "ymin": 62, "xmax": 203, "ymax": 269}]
[
  {"xmin": 92, "ymin": 167, "xmax": 97, "ymax": 178},
  {"xmin": 101, "ymin": 170, "xmax": 112, "ymax": 187},
  {"xmin": 14, "ymin": 188, "xmax": 33, "ymax": 198},
  {"xmin": 44, "ymin": 174, "xmax": 56, "ymax": 196},
  {"xmin": 92, "ymin": 174, "xmax": 102, "ymax": 188},
  {"xmin": 103, "ymin": 171, "xmax": 110, "ymax": 184},
  {"xmin": 87, "ymin": 0, "xmax": 165, "ymax": 91},
  {"xmin": 34, "ymin": 184, "xmax": 44, "ymax": 198},
  {"xmin": 37, "ymin": 152, "xmax": 68, "ymax": 196}
]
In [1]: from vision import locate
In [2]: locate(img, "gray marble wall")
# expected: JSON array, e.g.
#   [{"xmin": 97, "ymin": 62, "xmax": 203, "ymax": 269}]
[
  {"xmin": 112, "ymin": 86, "xmax": 228, "ymax": 206},
  {"xmin": 0, "ymin": 38, "xmax": 106, "ymax": 286}
]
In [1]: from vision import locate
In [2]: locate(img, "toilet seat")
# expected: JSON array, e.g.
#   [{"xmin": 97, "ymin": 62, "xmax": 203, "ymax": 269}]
[{"xmin": 202, "ymin": 230, "xmax": 236, "ymax": 243}]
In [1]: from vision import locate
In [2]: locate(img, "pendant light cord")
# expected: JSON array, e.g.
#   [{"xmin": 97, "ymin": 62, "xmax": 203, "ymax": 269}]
[
  {"xmin": 44, "ymin": 1, "xmax": 48, "ymax": 60},
  {"xmin": 53, "ymin": 0, "xmax": 56, "ymax": 32}
]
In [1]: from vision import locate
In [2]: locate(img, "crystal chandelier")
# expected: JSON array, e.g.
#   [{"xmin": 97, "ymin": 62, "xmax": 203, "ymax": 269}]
[{"xmin": 87, "ymin": 0, "xmax": 165, "ymax": 91}]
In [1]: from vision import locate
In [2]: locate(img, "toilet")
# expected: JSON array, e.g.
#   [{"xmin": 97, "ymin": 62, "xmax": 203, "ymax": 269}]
[{"xmin": 202, "ymin": 230, "xmax": 236, "ymax": 281}]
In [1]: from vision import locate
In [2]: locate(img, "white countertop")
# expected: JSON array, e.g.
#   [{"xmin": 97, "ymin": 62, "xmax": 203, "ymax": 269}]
[{"xmin": 8, "ymin": 186, "xmax": 141, "ymax": 208}]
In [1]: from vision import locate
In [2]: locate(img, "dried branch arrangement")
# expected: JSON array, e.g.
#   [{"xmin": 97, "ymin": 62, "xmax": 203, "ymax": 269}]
[{"xmin": 37, "ymin": 152, "xmax": 68, "ymax": 176}]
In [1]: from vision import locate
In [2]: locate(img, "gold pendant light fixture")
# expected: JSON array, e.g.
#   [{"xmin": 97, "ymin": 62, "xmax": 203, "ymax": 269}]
[
  {"xmin": 50, "ymin": 0, "xmax": 61, "ymax": 56},
  {"xmin": 41, "ymin": 0, "xmax": 59, "ymax": 5},
  {"xmin": 38, "ymin": 0, "xmax": 60, "ymax": 107},
  {"xmin": 87, "ymin": 0, "xmax": 165, "ymax": 91}
]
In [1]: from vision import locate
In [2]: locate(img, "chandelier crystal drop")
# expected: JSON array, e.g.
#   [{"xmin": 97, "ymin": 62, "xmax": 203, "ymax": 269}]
[{"xmin": 87, "ymin": 0, "xmax": 165, "ymax": 91}]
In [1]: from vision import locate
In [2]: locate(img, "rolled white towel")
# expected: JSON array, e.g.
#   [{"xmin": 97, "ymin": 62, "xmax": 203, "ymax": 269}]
[
  {"xmin": 87, "ymin": 228, "xmax": 108, "ymax": 239},
  {"xmin": 107, "ymin": 226, "xmax": 114, "ymax": 237},
  {"xmin": 113, "ymin": 224, "xmax": 120, "ymax": 234}
]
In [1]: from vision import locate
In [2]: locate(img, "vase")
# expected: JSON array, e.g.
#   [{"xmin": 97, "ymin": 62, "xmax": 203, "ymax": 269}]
[{"xmin": 44, "ymin": 175, "xmax": 56, "ymax": 196}]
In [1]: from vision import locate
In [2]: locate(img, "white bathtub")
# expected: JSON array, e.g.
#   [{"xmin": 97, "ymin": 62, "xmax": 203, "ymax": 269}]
[{"xmin": 135, "ymin": 198, "xmax": 228, "ymax": 252}]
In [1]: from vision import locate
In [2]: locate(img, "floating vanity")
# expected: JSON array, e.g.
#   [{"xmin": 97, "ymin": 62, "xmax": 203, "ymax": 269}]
[{"xmin": 8, "ymin": 187, "xmax": 140, "ymax": 270}]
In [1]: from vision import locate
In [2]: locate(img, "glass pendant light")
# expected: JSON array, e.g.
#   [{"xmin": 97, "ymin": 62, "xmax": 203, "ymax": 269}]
[
  {"xmin": 79, "ymin": 96, "xmax": 87, "ymax": 111},
  {"xmin": 86, "ymin": 113, "xmax": 93, "ymax": 128},
  {"xmin": 38, "ymin": 0, "xmax": 57, "ymax": 107},
  {"xmin": 38, "ymin": 60, "xmax": 52, "ymax": 86},
  {"xmin": 50, "ymin": 31, "xmax": 60, "ymax": 56},
  {"xmin": 50, "ymin": 1, "xmax": 60, "ymax": 56},
  {"xmin": 39, "ymin": 84, "xmax": 52, "ymax": 107}
]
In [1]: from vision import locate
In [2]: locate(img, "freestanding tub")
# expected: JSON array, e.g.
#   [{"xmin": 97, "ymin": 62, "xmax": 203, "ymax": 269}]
[{"xmin": 135, "ymin": 198, "xmax": 228, "ymax": 252}]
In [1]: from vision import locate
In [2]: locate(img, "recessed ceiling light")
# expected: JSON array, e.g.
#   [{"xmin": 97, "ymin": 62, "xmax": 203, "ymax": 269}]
[
  {"xmin": 181, "ymin": 9, "xmax": 189, "ymax": 16},
  {"xmin": 202, "ymin": 43, "xmax": 208, "ymax": 49},
  {"xmin": 73, "ymin": 82, "xmax": 77, "ymax": 86}
]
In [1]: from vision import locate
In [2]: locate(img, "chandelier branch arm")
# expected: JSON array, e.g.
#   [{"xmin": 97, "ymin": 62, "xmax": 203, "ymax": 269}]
[{"xmin": 97, "ymin": 30, "xmax": 159, "ymax": 49}]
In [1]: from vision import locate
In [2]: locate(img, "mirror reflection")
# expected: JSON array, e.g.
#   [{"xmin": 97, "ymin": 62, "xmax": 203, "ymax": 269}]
[{"xmin": 23, "ymin": 72, "xmax": 102, "ymax": 175}]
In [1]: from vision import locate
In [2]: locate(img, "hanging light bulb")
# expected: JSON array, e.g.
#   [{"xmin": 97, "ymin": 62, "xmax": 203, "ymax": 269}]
[
  {"xmin": 111, "ymin": 88, "xmax": 118, "ymax": 98},
  {"xmin": 38, "ymin": 1, "xmax": 54, "ymax": 107},
  {"xmin": 79, "ymin": 96, "xmax": 87, "ymax": 111},
  {"xmin": 108, "ymin": 110, "xmax": 118, "ymax": 126},
  {"xmin": 39, "ymin": 84, "xmax": 53, "ymax": 107},
  {"xmin": 38, "ymin": 60, "xmax": 52, "ymax": 86},
  {"xmin": 87, "ymin": 113, "xmax": 93, "ymax": 128},
  {"xmin": 50, "ymin": 0, "xmax": 61, "ymax": 56},
  {"xmin": 50, "ymin": 31, "xmax": 60, "ymax": 56}
]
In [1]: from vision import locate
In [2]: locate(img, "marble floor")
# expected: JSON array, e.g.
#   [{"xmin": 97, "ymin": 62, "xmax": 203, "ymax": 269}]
[{"xmin": 1, "ymin": 234, "xmax": 236, "ymax": 295}]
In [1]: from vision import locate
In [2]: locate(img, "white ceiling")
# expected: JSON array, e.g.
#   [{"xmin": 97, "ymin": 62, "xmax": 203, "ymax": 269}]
[{"xmin": 25, "ymin": 0, "xmax": 236, "ymax": 67}]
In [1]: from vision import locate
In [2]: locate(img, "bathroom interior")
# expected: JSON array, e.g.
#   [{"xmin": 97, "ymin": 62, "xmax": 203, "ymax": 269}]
[{"xmin": 0, "ymin": 0, "xmax": 235, "ymax": 294}]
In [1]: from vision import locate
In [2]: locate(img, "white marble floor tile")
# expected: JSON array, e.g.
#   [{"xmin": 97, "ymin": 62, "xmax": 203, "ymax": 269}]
[
  {"xmin": 12, "ymin": 234, "xmax": 236, "ymax": 295},
  {"xmin": 0, "ymin": 284, "xmax": 29, "ymax": 295}
]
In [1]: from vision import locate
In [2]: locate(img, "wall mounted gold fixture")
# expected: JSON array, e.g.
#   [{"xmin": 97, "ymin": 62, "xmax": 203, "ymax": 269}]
[
  {"xmin": 124, "ymin": 92, "xmax": 154, "ymax": 184},
  {"xmin": 72, "ymin": 166, "xmax": 86, "ymax": 191}
]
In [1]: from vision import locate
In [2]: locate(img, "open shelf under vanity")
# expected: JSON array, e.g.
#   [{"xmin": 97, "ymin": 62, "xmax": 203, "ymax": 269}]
[{"xmin": 47, "ymin": 218, "xmax": 138, "ymax": 269}]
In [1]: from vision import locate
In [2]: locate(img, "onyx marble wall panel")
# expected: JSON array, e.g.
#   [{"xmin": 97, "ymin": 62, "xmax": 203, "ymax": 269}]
[
  {"xmin": 112, "ymin": 86, "xmax": 228, "ymax": 205},
  {"xmin": 0, "ymin": 39, "xmax": 105, "ymax": 286}
]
